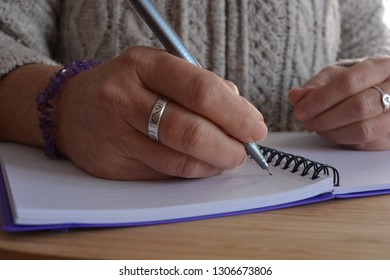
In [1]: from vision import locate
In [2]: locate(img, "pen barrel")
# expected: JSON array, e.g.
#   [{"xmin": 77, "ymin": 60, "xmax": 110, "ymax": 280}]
[
  {"xmin": 244, "ymin": 143, "xmax": 269, "ymax": 170},
  {"xmin": 129, "ymin": 0, "xmax": 201, "ymax": 67}
]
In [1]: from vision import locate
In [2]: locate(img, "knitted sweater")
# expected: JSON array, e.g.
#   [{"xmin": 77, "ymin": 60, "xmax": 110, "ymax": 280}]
[{"xmin": 1, "ymin": 0, "xmax": 390, "ymax": 131}]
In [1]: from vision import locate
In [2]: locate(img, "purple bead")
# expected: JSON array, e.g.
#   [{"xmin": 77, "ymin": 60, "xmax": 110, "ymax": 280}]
[{"xmin": 36, "ymin": 59, "xmax": 101, "ymax": 158}]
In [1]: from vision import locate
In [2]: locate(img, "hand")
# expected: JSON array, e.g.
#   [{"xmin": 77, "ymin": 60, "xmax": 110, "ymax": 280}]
[
  {"xmin": 55, "ymin": 46, "xmax": 267, "ymax": 180},
  {"xmin": 288, "ymin": 56, "xmax": 390, "ymax": 150}
]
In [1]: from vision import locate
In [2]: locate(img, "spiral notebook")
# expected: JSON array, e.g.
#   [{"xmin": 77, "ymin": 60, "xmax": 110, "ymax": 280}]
[{"xmin": 1, "ymin": 132, "xmax": 390, "ymax": 232}]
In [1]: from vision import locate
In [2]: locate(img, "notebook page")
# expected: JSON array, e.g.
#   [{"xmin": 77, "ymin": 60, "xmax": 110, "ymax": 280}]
[
  {"xmin": 261, "ymin": 133, "xmax": 390, "ymax": 194},
  {"xmin": 0, "ymin": 142, "xmax": 333, "ymax": 225}
]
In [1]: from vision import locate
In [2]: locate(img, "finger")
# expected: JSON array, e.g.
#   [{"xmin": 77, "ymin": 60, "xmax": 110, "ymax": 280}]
[
  {"xmin": 112, "ymin": 82, "xmax": 248, "ymax": 170},
  {"xmin": 223, "ymin": 80, "xmax": 240, "ymax": 95},
  {"xmin": 119, "ymin": 130, "xmax": 224, "ymax": 178},
  {"xmin": 294, "ymin": 57, "xmax": 390, "ymax": 121},
  {"xmin": 90, "ymin": 158, "xmax": 171, "ymax": 181},
  {"xmin": 316, "ymin": 110, "xmax": 390, "ymax": 146},
  {"xmin": 79, "ymin": 133, "xmax": 222, "ymax": 180},
  {"xmin": 288, "ymin": 87, "xmax": 314, "ymax": 106},
  {"xmin": 341, "ymin": 134, "xmax": 390, "ymax": 150},
  {"xmin": 158, "ymin": 101, "xmax": 248, "ymax": 170},
  {"xmin": 303, "ymin": 65, "xmax": 346, "ymax": 88},
  {"xmin": 67, "ymin": 137, "xmax": 171, "ymax": 181},
  {"xmin": 122, "ymin": 47, "xmax": 267, "ymax": 143},
  {"xmin": 288, "ymin": 66, "xmax": 346, "ymax": 105},
  {"xmin": 303, "ymin": 84, "xmax": 390, "ymax": 131},
  {"xmin": 69, "ymin": 119, "xmax": 224, "ymax": 180}
]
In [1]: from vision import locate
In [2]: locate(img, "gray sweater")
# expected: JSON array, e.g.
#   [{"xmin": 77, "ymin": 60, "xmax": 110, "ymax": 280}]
[{"xmin": 1, "ymin": 0, "xmax": 390, "ymax": 131}]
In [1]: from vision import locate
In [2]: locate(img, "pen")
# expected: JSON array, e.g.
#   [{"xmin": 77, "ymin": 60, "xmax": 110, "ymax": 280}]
[{"xmin": 129, "ymin": 0, "xmax": 271, "ymax": 175}]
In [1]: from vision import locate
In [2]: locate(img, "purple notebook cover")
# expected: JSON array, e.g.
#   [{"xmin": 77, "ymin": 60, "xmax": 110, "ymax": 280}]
[
  {"xmin": 334, "ymin": 189, "xmax": 390, "ymax": 198},
  {"xmin": 0, "ymin": 168, "xmax": 337, "ymax": 232}
]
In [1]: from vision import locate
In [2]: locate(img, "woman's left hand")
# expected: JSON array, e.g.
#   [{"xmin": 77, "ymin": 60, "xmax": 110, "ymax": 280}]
[{"xmin": 288, "ymin": 56, "xmax": 390, "ymax": 150}]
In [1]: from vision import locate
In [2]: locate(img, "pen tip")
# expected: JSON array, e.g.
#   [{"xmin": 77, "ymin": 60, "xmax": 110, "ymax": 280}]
[{"xmin": 266, "ymin": 169, "xmax": 272, "ymax": 175}]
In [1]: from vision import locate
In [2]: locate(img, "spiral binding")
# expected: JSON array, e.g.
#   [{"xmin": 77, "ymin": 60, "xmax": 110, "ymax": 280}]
[{"xmin": 258, "ymin": 145, "xmax": 340, "ymax": 186}]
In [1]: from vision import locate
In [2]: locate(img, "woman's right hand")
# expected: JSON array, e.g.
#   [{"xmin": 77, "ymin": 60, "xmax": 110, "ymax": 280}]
[{"xmin": 53, "ymin": 46, "xmax": 267, "ymax": 180}]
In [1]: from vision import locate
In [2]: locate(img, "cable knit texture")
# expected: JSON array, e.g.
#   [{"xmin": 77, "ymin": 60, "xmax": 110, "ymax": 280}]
[{"xmin": 1, "ymin": 0, "xmax": 390, "ymax": 131}]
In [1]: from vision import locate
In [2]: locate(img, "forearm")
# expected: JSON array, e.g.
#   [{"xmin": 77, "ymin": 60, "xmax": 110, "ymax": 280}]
[{"xmin": 0, "ymin": 64, "xmax": 61, "ymax": 146}]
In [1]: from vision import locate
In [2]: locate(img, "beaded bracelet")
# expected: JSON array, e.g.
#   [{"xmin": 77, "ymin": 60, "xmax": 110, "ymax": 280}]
[{"xmin": 36, "ymin": 59, "xmax": 101, "ymax": 158}]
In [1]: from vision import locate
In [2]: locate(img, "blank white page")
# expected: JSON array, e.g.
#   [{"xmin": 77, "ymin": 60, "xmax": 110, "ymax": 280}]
[
  {"xmin": 261, "ymin": 132, "xmax": 390, "ymax": 195},
  {"xmin": 0, "ymin": 141, "xmax": 332, "ymax": 225}
]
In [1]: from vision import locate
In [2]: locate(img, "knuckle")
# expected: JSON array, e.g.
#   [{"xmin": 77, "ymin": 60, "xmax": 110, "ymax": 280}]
[
  {"xmin": 350, "ymin": 94, "xmax": 373, "ymax": 119},
  {"xmin": 365, "ymin": 56, "xmax": 388, "ymax": 66},
  {"xmin": 236, "ymin": 100, "xmax": 254, "ymax": 130},
  {"xmin": 226, "ymin": 150, "xmax": 247, "ymax": 169},
  {"xmin": 384, "ymin": 56, "xmax": 390, "ymax": 68},
  {"xmin": 310, "ymin": 94, "xmax": 328, "ymax": 112},
  {"xmin": 347, "ymin": 142, "xmax": 369, "ymax": 151},
  {"xmin": 119, "ymin": 48, "xmax": 146, "ymax": 77},
  {"xmin": 83, "ymin": 158, "xmax": 115, "ymax": 179},
  {"xmin": 155, "ymin": 50, "xmax": 177, "ymax": 67},
  {"xmin": 190, "ymin": 72, "xmax": 222, "ymax": 110},
  {"xmin": 118, "ymin": 46, "xmax": 154, "ymax": 75},
  {"xmin": 339, "ymin": 72, "xmax": 361, "ymax": 94},
  {"xmin": 180, "ymin": 119, "xmax": 209, "ymax": 153},
  {"xmin": 353, "ymin": 122, "xmax": 374, "ymax": 143},
  {"xmin": 320, "ymin": 65, "xmax": 338, "ymax": 75},
  {"xmin": 175, "ymin": 156, "xmax": 202, "ymax": 178},
  {"xmin": 121, "ymin": 46, "xmax": 146, "ymax": 64},
  {"xmin": 306, "ymin": 65, "xmax": 343, "ymax": 87},
  {"xmin": 95, "ymin": 81, "xmax": 123, "ymax": 112}
]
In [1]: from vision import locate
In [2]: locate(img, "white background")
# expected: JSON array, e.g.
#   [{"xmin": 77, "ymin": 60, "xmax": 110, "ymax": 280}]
[{"xmin": 384, "ymin": 0, "xmax": 390, "ymax": 27}]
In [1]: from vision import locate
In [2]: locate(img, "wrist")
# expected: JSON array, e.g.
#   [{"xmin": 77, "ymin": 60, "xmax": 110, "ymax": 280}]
[
  {"xmin": 36, "ymin": 60, "xmax": 101, "ymax": 158},
  {"xmin": 0, "ymin": 64, "xmax": 62, "ymax": 146}
]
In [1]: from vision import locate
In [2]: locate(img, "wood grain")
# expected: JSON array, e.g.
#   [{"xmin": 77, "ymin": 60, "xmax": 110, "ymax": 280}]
[{"xmin": 1, "ymin": 195, "xmax": 390, "ymax": 259}]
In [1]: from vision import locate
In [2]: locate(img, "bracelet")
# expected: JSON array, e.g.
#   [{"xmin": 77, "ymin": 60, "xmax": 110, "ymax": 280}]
[{"xmin": 36, "ymin": 59, "xmax": 101, "ymax": 158}]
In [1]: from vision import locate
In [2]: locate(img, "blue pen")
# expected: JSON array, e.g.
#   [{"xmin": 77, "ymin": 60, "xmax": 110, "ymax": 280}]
[{"xmin": 129, "ymin": 0, "xmax": 271, "ymax": 175}]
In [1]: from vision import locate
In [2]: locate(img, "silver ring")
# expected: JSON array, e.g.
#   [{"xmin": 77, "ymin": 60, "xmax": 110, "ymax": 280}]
[
  {"xmin": 148, "ymin": 97, "xmax": 169, "ymax": 141},
  {"xmin": 372, "ymin": 86, "xmax": 390, "ymax": 112}
]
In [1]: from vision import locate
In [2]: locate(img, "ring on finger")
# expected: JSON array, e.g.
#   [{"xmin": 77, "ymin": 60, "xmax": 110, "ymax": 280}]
[
  {"xmin": 372, "ymin": 86, "xmax": 390, "ymax": 112},
  {"xmin": 148, "ymin": 97, "xmax": 169, "ymax": 141}
]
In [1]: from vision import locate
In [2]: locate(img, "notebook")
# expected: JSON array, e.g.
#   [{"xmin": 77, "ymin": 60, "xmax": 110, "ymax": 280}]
[{"xmin": 1, "ymin": 132, "xmax": 390, "ymax": 232}]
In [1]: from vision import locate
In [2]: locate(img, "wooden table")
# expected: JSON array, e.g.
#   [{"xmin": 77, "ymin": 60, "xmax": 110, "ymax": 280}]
[{"xmin": 1, "ymin": 194, "xmax": 390, "ymax": 259}]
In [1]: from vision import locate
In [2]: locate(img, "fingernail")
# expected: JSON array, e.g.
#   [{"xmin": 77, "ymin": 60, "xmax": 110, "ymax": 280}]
[
  {"xmin": 252, "ymin": 121, "xmax": 268, "ymax": 141},
  {"xmin": 239, "ymin": 152, "xmax": 248, "ymax": 166},
  {"xmin": 224, "ymin": 80, "xmax": 240, "ymax": 95}
]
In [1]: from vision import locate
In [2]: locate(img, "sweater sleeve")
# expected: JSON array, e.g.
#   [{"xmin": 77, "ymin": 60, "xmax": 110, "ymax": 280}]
[
  {"xmin": 338, "ymin": 0, "xmax": 390, "ymax": 63},
  {"xmin": 0, "ymin": 0, "xmax": 61, "ymax": 78}
]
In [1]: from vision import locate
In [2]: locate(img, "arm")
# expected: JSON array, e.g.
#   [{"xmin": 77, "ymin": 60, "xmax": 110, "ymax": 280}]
[
  {"xmin": 0, "ymin": 2, "xmax": 267, "ymax": 180},
  {"xmin": 0, "ymin": 0, "xmax": 61, "ymax": 144},
  {"xmin": 1, "ymin": 47, "xmax": 267, "ymax": 180},
  {"xmin": 0, "ymin": 64, "xmax": 61, "ymax": 146}
]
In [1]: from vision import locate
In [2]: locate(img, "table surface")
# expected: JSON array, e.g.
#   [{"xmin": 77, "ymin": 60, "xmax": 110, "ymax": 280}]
[{"xmin": 1, "ymin": 194, "xmax": 390, "ymax": 259}]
